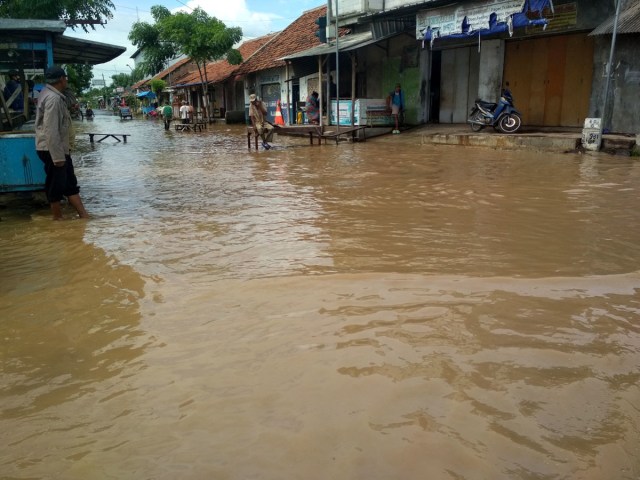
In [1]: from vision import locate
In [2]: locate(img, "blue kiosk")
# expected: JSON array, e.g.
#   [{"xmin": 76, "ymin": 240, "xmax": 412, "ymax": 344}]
[{"xmin": 0, "ymin": 19, "xmax": 125, "ymax": 194}]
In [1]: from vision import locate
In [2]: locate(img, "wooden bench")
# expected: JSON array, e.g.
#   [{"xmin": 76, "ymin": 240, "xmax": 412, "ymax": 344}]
[
  {"xmin": 175, "ymin": 122, "xmax": 205, "ymax": 132},
  {"xmin": 87, "ymin": 133, "xmax": 130, "ymax": 143},
  {"xmin": 247, "ymin": 125, "xmax": 279, "ymax": 150}
]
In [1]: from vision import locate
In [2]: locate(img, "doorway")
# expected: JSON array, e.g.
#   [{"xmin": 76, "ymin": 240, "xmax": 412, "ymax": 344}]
[{"xmin": 430, "ymin": 50, "xmax": 442, "ymax": 123}]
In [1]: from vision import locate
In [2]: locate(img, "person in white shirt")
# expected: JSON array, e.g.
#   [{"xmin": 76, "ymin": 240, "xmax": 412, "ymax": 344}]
[{"xmin": 179, "ymin": 101, "xmax": 190, "ymax": 124}]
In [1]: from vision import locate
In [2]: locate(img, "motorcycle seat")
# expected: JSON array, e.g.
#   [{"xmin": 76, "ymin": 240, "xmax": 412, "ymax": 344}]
[{"xmin": 476, "ymin": 99, "xmax": 497, "ymax": 108}]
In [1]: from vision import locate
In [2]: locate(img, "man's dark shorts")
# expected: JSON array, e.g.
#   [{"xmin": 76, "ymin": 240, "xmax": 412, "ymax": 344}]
[{"xmin": 36, "ymin": 150, "xmax": 81, "ymax": 203}]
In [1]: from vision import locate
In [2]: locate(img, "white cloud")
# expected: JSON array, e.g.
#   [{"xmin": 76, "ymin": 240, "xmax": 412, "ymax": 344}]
[
  {"xmin": 175, "ymin": 0, "xmax": 283, "ymax": 38},
  {"xmin": 65, "ymin": 0, "xmax": 302, "ymax": 83}
]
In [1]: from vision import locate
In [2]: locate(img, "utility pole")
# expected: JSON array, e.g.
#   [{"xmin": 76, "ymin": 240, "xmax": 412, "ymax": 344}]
[
  {"xmin": 102, "ymin": 73, "xmax": 107, "ymax": 109},
  {"xmin": 602, "ymin": 0, "xmax": 622, "ymax": 131},
  {"xmin": 335, "ymin": 0, "xmax": 340, "ymax": 129}
]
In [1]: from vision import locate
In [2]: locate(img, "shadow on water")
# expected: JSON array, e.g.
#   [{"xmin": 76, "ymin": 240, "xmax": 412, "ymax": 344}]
[{"xmin": 0, "ymin": 218, "xmax": 151, "ymax": 471}]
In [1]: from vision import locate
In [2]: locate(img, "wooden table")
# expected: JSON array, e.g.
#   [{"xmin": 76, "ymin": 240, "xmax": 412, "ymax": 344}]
[
  {"xmin": 312, "ymin": 125, "xmax": 368, "ymax": 145},
  {"xmin": 175, "ymin": 122, "xmax": 205, "ymax": 132},
  {"xmin": 87, "ymin": 133, "xmax": 130, "ymax": 143}
]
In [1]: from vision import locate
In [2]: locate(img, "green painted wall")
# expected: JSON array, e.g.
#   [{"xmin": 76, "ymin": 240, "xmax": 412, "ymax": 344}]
[{"xmin": 381, "ymin": 57, "xmax": 421, "ymax": 125}]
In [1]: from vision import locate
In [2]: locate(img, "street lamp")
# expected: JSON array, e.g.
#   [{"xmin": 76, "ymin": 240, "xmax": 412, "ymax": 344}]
[{"xmin": 126, "ymin": 64, "xmax": 133, "ymax": 72}]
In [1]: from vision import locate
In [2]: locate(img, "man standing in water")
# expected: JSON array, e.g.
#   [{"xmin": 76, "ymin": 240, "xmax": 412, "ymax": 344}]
[
  {"xmin": 162, "ymin": 102, "xmax": 173, "ymax": 130},
  {"xmin": 35, "ymin": 65, "xmax": 89, "ymax": 220},
  {"xmin": 248, "ymin": 93, "xmax": 274, "ymax": 149}
]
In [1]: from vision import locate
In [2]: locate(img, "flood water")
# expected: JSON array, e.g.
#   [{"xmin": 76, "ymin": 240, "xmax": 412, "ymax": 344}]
[{"xmin": 1, "ymin": 112, "xmax": 639, "ymax": 479}]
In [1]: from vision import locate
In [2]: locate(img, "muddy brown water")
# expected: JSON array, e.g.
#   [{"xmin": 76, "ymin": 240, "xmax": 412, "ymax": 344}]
[{"xmin": 1, "ymin": 113, "xmax": 639, "ymax": 479}]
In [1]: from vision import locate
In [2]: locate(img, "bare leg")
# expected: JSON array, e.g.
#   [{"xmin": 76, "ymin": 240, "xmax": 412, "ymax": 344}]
[
  {"xmin": 67, "ymin": 194, "xmax": 90, "ymax": 219},
  {"xmin": 50, "ymin": 201, "xmax": 63, "ymax": 220}
]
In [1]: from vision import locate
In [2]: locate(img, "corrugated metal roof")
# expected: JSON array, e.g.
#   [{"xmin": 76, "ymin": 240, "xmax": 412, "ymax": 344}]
[
  {"xmin": 590, "ymin": 2, "xmax": 640, "ymax": 35},
  {"xmin": 281, "ymin": 31, "xmax": 372, "ymax": 60},
  {"xmin": 281, "ymin": 30, "xmax": 404, "ymax": 61},
  {"xmin": 0, "ymin": 18, "xmax": 126, "ymax": 68}
]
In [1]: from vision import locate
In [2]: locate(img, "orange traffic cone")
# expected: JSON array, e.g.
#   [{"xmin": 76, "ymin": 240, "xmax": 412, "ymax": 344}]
[{"xmin": 274, "ymin": 99, "xmax": 285, "ymax": 125}]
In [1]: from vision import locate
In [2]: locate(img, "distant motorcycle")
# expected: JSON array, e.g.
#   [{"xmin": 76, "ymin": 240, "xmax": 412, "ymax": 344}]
[{"xmin": 468, "ymin": 87, "xmax": 522, "ymax": 134}]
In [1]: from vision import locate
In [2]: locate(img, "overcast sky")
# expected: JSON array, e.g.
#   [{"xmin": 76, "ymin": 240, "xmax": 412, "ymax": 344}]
[{"xmin": 67, "ymin": 0, "xmax": 324, "ymax": 81}]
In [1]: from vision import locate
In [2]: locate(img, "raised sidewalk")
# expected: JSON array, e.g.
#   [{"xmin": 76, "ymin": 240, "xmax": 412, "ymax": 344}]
[{"xmin": 403, "ymin": 124, "xmax": 639, "ymax": 155}]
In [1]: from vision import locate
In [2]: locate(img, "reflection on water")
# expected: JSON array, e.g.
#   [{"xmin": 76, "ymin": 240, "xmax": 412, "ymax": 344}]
[{"xmin": 1, "ymin": 113, "xmax": 639, "ymax": 479}]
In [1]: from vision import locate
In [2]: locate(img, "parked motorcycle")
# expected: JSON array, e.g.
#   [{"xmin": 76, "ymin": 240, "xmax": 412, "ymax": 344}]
[{"xmin": 468, "ymin": 87, "xmax": 522, "ymax": 134}]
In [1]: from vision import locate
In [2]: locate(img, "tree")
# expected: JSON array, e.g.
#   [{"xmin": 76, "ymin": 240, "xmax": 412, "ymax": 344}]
[
  {"xmin": 128, "ymin": 6, "xmax": 177, "ymax": 77},
  {"xmin": 150, "ymin": 79, "xmax": 166, "ymax": 97},
  {"xmin": 128, "ymin": 6, "xmax": 242, "ymax": 119},
  {"xmin": 111, "ymin": 72, "xmax": 132, "ymax": 89},
  {"xmin": 130, "ymin": 65, "xmax": 145, "ymax": 84},
  {"xmin": 0, "ymin": 0, "xmax": 114, "ymax": 32},
  {"xmin": 66, "ymin": 64, "xmax": 93, "ymax": 94}
]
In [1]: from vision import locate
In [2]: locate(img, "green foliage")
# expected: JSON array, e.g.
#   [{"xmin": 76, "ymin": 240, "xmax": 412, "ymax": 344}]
[
  {"xmin": 65, "ymin": 64, "xmax": 93, "ymax": 94},
  {"xmin": 127, "ymin": 5, "xmax": 242, "ymax": 81},
  {"xmin": 159, "ymin": 7, "xmax": 242, "ymax": 65},
  {"xmin": 0, "ymin": 0, "xmax": 114, "ymax": 32},
  {"xmin": 226, "ymin": 49, "xmax": 243, "ymax": 66},
  {"xmin": 111, "ymin": 72, "xmax": 132, "ymax": 89},
  {"xmin": 149, "ymin": 79, "xmax": 166, "ymax": 95},
  {"xmin": 128, "ymin": 6, "xmax": 177, "ymax": 77},
  {"xmin": 130, "ymin": 65, "xmax": 145, "ymax": 84}
]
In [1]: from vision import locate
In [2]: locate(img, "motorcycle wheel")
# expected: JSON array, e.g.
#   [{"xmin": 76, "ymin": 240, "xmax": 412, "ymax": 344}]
[
  {"xmin": 499, "ymin": 113, "xmax": 522, "ymax": 134},
  {"xmin": 469, "ymin": 110, "xmax": 484, "ymax": 132}
]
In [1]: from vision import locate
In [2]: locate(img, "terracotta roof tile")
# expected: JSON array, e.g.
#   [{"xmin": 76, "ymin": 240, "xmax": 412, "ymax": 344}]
[
  {"xmin": 132, "ymin": 78, "xmax": 148, "ymax": 89},
  {"xmin": 132, "ymin": 56, "xmax": 193, "ymax": 88},
  {"xmin": 130, "ymin": 5, "xmax": 327, "ymax": 89},
  {"xmin": 175, "ymin": 32, "xmax": 278, "ymax": 86},
  {"xmin": 233, "ymin": 5, "xmax": 327, "ymax": 76}
]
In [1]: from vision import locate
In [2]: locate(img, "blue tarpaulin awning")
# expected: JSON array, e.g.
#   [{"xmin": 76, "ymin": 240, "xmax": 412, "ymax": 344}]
[
  {"xmin": 417, "ymin": 0, "xmax": 554, "ymax": 48},
  {"xmin": 136, "ymin": 91, "xmax": 156, "ymax": 99}
]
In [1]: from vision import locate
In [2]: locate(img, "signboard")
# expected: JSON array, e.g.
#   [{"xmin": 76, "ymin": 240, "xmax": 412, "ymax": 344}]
[{"xmin": 416, "ymin": 0, "xmax": 524, "ymax": 39}]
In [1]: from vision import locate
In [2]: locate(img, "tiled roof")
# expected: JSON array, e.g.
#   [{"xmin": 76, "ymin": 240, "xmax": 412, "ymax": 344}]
[
  {"xmin": 129, "ymin": 4, "xmax": 327, "ymax": 89},
  {"xmin": 233, "ymin": 5, "xmax": 327, "ymax": 76},
  {"xmin": 154, "ymin": 56, "xmax": 193, "ymax": 82},
  {"xmin": 175, "ymin": 32, "xmax": 278, "ymax": 86},
  {"xmin": 131, "ymin": 56, "xmax": 194, "ymax": 89},
  {"xmin": 132, "ymin": 78, "xmax": 148, "ymax": 89},
  {"xmin": 591, "ymin": 1, "xmax": 640, "ymax": 35}
]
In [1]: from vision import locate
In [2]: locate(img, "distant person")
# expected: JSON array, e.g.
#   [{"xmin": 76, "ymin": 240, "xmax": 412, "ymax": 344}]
[
  {"xmin": 3, "ymin": 70, "xmax": 24, "ymax": 111},
  {"xmin": 248, "ymin": 93, "xmax": 275, "ymax": 149},
  {"xmin": 387, "ymin": 83, "xmax": 405, "ymax": 134},
  {"xmin": 188, "ymin": 102, "xmax": 194, "ymax": 122},
  {"xmin": 161, "ymin": 102, "xmax": 173, "ymax": 130},
  {"xmin": 85, "ymin": 104, "xmax": 94, "ymax": 119},
  {"xmin": 179, "ymin": 101, "xmax": 190, "ymax": 124},
  {"xmin": 305, "ymin": 91, "xmax": 319, "ymax": 125},
  {"xmin": 35, "ymin": 65, "xmax": 89, "ymax": 220}
]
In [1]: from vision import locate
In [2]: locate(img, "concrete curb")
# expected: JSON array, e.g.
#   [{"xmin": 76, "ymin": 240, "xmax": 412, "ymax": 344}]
[{"xmin": 420, "ymin": 132, "xmax": 580, "ymax": 152}]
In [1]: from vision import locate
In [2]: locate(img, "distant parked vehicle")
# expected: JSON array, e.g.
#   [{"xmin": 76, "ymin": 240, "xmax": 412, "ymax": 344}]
[{"xmin": 119, "ymin": 106, "xmax": 133, "ymax": 120}]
